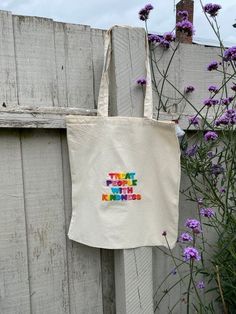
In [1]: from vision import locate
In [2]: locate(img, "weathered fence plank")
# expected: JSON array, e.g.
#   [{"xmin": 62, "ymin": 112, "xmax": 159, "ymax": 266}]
[
  {"xmin": 60, "ymin": 131, "xmax": 104, "ymax": 314},
  {"xmin": 110, "ymin": 26, "xmax": 154, "ymax": 314},
  {"xmin": 20, "ymin": 129, "xmax": 70, "ymax": 314},
  {"xmin": 100, "ymin": 250, "xmax": 116, "ymax": 314},
  {"xmin": 53, "ymin": 22, "xmax": 68, "ymax": 108},
  {"xmin": 0, "ymin": 130, "xmax": 31, "ymax": 314},
  {"xmin": 12, "ymin": 15, "xmax": 58, "ymax": 107},
  {"xmin": 61, "ymin": 24, "xmax": 94, "ymax": 109},
  {"xmin": 91, "ymin": 28, "xmax": 105, "ymax": 108},
  {"xmin": 0, "ymin": 11, "xmax": 18, "ymax": 107}
]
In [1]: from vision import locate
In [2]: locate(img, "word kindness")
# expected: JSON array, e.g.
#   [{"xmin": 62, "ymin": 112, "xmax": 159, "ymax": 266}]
[{"xmin": 102, "ymin": 172, "xmax": 142, "ymax": 201}]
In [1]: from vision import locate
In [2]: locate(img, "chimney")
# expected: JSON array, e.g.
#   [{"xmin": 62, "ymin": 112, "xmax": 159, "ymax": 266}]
[{"xmin": 176, "ymin": 0, "xmax": 194, "ymax": 44}]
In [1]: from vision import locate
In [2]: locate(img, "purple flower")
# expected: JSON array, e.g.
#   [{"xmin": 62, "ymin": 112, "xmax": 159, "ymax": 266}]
[
  {"xmin": 204, "ymin": 3, "xmax": 222, "ymax": 17},
  {"xmin": 188, "ymin": 115, "xmax": 200, "ymax": 126},
  {"xmin": 203, "ymin": 98, "xmax": 219, "ymax": 107},
  {"xmin": 176, "ymin": 20, "xmax": 195, "ymax": 36},
  {"xmin": 185, "ymin": 144, "xmax": 199, "ymax": 157},
  {"xmin": 185, "ymin": 219, "xmax": 201, "ymax": 233},
  {"xmin": 163, "ymin": 32, "xmax": 175, "ymax": 42},
  {"xmin": 183, "ymin": 247, "xmax": 201, "ymax": 261},
  {"xmin": 145, "ymin": 3, "xmax": 154, "ymax": 11},
  {"xmin": 224, "ymin": 46, "xmax": 236, "ymax": 62},
  {"xmin": 148, "ymin": 34, "xmax": 161, "ymax": 43},
  {"xmin": 215, "ymin": 108, "xmax": 236, "ymax": 126},
  {"xmin": 221, "ymin": 97, "xmax": 234, "ymax": 105},
  {"xmin": 207, "ymin": 151, "xmax": 215, "ymax": 158},
  {"xmin": 179, "ymin": 232, "xmax": 193, "ymax": 242},
  {"xmin": 208, "ymin": 85, "xmax": 219, "ymax": 93},
  {"xmin": 231, "ymin": 84, "xmax": 236, "ymax": 92},
  {"xmin": 219, "ymin": 187, "xmax": 226, "ymax": 193},
  {"xmin": 197, "ymin": 281, "xmax": 205, "ymax": 289},
  {"xmin": 160, "ymin": 39, "xmax": 171, "ymax": 49},
  {"xmin": 177, "ymin": 10, "xmax": 189, "ymax": 20},
  {"xmin": 207, "ymin": 60, "xmax": 218, "ymax": 71},
  {"xmin": 200, "ymin": 207, "xmax": 215, "ymax": 218},
  {"xmin": 204, "ymin": 131, "xmax": 218, "ymax": 141},
  {"xmin": 139, "ymin": 4, "xmax": 154, "ymax": 21},
  {"xmin": 136, "ymin": 77, "xmax": 147, "ymax": 86},
  {"xmin": 185, "ymin": 85, "xmax": 195, "ymax": 93},
  {"xmin": 211, "ymin": 164, "xmax": 224, "ymax": 176}
]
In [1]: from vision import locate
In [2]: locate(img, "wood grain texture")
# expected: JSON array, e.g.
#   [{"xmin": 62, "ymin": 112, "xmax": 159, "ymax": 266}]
[
  {"xmin": 60, "ymin": 131, "xmax": 103, "ymax": 314},
  {"xmin": 0, "ymin": 11, "xmax": 18, "ymax": 106},
  {"xmin": 110, "ymin": 26, "xmax": 148, "ymax": 117},
  {"xmin": 20, "ymin": 129, "xmax": 70, "ymax": 314},
  {"xmin": 61, "ymin": 24, "xmax": 94, "ymax": 109},
  {"xmin": 12, "ymin": 15, "xmax": 58, "ymax": 107},
  {"xmin": 0, "ymin": 106, "xmax": 96, "ymax": 128},
  {"xmin": 91, "ymin": 28, "xmax": 105, "ymax": 109},
  {"xmin": 53, "ymin": 22, "xmax": 68, "ymax": 107},
  {"xmin": 0, "ymin": 130, "xmax": 31, "ymax": 314},
  {"xmin": 101, "ymin": 250, "xmax": 116, "ymax": 314},
  {"xmin": 110, "ymin": 26, "xmax": 154, "ymax": 314}
]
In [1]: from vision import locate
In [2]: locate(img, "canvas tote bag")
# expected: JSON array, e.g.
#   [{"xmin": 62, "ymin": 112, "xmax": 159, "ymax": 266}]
[{"xmin": 66, "ymin": 27, "xmax": 181, "ymax": 249}]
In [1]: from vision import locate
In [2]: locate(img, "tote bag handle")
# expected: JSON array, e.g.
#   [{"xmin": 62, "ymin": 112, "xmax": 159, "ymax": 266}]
[{"xmin": 97, "ymin": 26, "xmax": 153, "ymax": 119}]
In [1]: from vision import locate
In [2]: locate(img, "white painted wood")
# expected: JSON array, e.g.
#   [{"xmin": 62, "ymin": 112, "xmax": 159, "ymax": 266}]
[
  {"xmin": 0, "ymin": 11, "xmax": 18, "ymax": 106},
  {"xmin": 53, "ymin": 22, "xmax": 68, "ymax": 107},
  {"xmin": 91, "ymin": 28, "xmax": 105, "ymax": 108},
  {"xmin": 62, "ymin": 23, "xmax": 94, "ymax": 109},
  {"xmin": 12, "ymin": 15, "xmax": 58, "ymax": 107},
  {"xmin": 109, "ymin": 27, "xmax": 148, "ymax": 117},
  {"xmin": 0, "ymin": 106, "xmax": 96, "ymax": 128},
  {"xmin": 0, "ymin": 130, "xmax": 31, "ymax": 314},
  {"xmin": 111, "ymin": 26, "xmax": 154, "ymax": 314},
  {"xmin": 20, "ymin": 129, "xmax": 70, "ymax": 314},
  {"xmin": 60, "ymin": 132, "xmax": 103, "ymax": 314}
]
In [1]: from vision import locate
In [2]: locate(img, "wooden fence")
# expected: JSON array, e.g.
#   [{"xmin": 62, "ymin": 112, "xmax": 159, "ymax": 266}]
[{"xmin": 0, "ymin": 10, "xmax": 223, "ymax": 314}]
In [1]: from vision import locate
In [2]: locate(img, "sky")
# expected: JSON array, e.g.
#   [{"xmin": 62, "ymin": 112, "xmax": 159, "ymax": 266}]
[{"xmin": 0, "ymin": 0, "xmax": 235, "ymax": 45}]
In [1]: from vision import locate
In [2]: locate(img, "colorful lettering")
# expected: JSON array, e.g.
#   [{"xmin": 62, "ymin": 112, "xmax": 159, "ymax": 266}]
[{"xmin": 102, "ymin": 172, "xmax": 142, "ymax": 202}]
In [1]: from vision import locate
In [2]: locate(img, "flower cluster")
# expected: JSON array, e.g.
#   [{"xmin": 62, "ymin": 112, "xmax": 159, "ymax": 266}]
[
  {"xmin": 179, "ymin": 232, "xmax": 193, "ymax": 242},
  {"xmin": 224, "ymin": 46, "xmax": 236, "ymax": 62},
  {"xmin": 207, "ymin": 60, "xmax": 219, "ymax": 71},
  {"xmin": 184, "ymin": 247, "xmax": 201, "ymax": 261},
  {"xmin": 211, "ymin": 164, "xmax": 224, "ymax": 176},
  {"xmin": 208, "ymin": 85, "xmax": 219, "ymax": 93},
  {"xmin": 185, "ymin": 144, "xmax": 199, "ymax": 157},
  {"xmin": 185, "ymin": 85, "xmax": 195, "ymax": 93},
  {"xmin": 176, "ymin": 19, "xmax": 194, "ymax": 37},
  {"xmin": 221, "ymin": 96, "xmax": 234, "ymax": 105},
  {"xmin": 197, "ymin": 281, "xmax": 205, "ymax": 289},
  {"xmin": 139, "ymin": 4, "xmax": 154, "ymax": 21},
  {"xmin": 136, "ymin": 77, "xmax": 147, "ymax": 86},
  {"xmin": 204, "ymin": 131, "xmax": 218, "ymax": 141},
  {"xmin": 188, "ymin": 115, "xmax": 200, "ymax": 126},
  {"xmin": 204, "ymin": 3, "xmax": 222, "ymax": 17},
  {"xmin": 176, "ymin": 9, "xmax": 194, "ymax": 36},
  {"xmin": 148, "ymin": 32, "xmax": 175, "ymax": 49},
  {"xmin": 231, "ymin": 83, "xmax": 236, "ymax": 92},
  {"xmin": 215, "ymin": 109, "xmax": 236, "ymax": 126},
  {"xmin": 185, "ymin": 218, "xmax": 201, "ymax": 233},
  {"xmin": 219, "ymin": 187, "xmax": 226, "ymax": 193},
  {"xmin": 177, "ymin": 10, "xmax": 189, "ymax": 20},
  {"xmin": 200, "ymin": 207, "xmax": 215, "ymax": 218},
  {"xmin": 203, "ymin": 98, "xmax": 219, "ymax": 106}
]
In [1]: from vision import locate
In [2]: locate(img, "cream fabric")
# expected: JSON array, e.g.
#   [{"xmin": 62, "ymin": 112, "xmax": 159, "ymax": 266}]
[{"xmin": 66, "ymin": 26, "xmax": 180, "ymax": 249}]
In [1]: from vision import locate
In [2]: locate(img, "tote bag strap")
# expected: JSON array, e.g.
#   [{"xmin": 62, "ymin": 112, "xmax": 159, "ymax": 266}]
[{"xmin": 97, "ymin": 26, "xmax": 153, "ymax": 119}]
